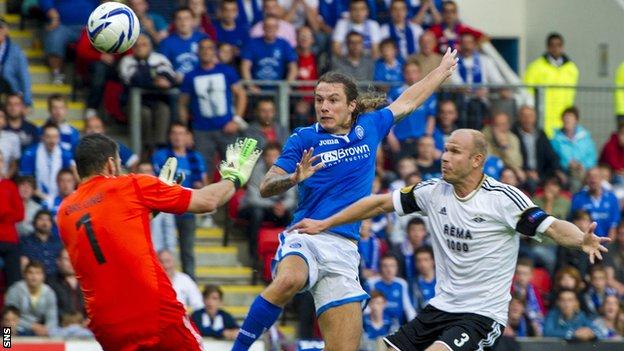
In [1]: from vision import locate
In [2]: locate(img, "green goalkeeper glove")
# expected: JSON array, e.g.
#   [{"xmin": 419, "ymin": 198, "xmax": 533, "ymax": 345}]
[
  {"xmin": 158, "ymin": 157, "xmax": 186, "ymax": 186},
  {"xmin": 219, "ymin": 138, "xmax": 263, "ymax": 188}
]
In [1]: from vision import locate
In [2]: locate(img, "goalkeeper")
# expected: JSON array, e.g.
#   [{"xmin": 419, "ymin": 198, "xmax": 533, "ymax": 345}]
[{"xmin": 56, "ymin": 134, "xmax": 261, "ymax": 351}]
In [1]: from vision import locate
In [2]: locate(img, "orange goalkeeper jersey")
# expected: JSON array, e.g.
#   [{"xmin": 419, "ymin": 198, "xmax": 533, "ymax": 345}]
[{"xmin": 57, "ymin": 174, "xmax": 192, "ymax": 342}]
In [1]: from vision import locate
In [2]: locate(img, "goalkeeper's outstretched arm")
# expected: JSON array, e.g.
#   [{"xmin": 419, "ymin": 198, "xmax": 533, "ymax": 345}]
[
  {"xmin": 187, "ymin": 180, "xmax": 237, "ymax": 213},
  {"xmin": 291, "ymin": 193, "xmax": 394, "ymax": 234}
]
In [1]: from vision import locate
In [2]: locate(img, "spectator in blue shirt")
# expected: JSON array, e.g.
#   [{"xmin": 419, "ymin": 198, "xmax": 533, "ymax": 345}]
[
  {"xmin": 551, "ymin": 107, "xmax": 597, "ymax": 186},
  {"xmin": 387, "ymin": 61, "xmax": 437, "ymax": 157},
  {"xmin": 19, "ymin": 123, "xmax": 74, "ymax": 206},
  {"xmin": 362, "ymin": 291, "xmax": 394, "ymax": 349},
  {"xmin": 412, "ymin": 246, "xmax": 436, "ymax": 312},
  {"xmin": 506, "ymin": 297, "xmax": 539, "ymax": 337},
  {"xmin": 178, "ymin": 38, "xmax": 247, "ymax": 177},
  {"xmin": 128, "ymin": 0, "xmax": 169, "ymax": 45},
  {"xmin": 19, "ymin": 210, "xmax": 63, "ymax": 277},
  {"xmin": 236, "ymin": 0, "xmax": 263, "ymax": 28},
  {"xmin": 44, "ymin": 94, "xmax": 80, "ymax": 153},
  {"xmin": 358, "ymin": 219, "xmax": 382, "ymax": 279},
  {"xmin": 582, "ymin": 265, "xmax": 618, "ymax": 317},
  {"xmin": 215, "ymin": 0, "xmax": 250, "ymax": 52},
  {"xmin": 158, "ymin": 7, "xmax": 207, "ymax": 78},
  {"xmin": 152, "ymin": 122, "xmax": 207, "ymax": 280},
  {"xmin": 373, "ymin": 39, "xmax": 404, "ymax": 83},
  {"xmin": 83, "ymin": 116, "xmax": 138, "ymax": 172},
  {"xmin": 484, "ymin": 155, "xmax": 505, "ymax": 180},
  {"xmin": 4, "ymin": 94, "xmax": 38, "ymax": 150},
  {"xmin": 366, "ymin": 255, "xmax": 416, "ymax": 325},
  {"xmin": 570, "ymin": 167, "xmax": 621, "ymax": 238},
  {"xmin": 191, "ymin": 285, "xmax": 239, "ymax": 339},
  {"xmin": 0, "ymin": 19, "xmax": 32, "ymax": 106},
  {"xmin": 40, "ymin": 0, "xmax": 97, "ymax": 84},
  {"xmin": 543, "ymin": 289, "xmax": 603, "ymax": 340},
  {"xmin": 241, "ymin": 16, "xmax": 298, "ymax": 92},
  {"xmin": 398, "ymin": 217, "xmax": 428, "ymax": 284}
]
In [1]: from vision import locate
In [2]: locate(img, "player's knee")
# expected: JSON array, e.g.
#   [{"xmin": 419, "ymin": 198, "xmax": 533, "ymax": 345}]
[{"xmin": 272, "ymin": 271, "xmax": 306, "ymax": 295}]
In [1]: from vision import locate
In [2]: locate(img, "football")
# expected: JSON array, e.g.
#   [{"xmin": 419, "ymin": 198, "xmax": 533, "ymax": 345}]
[{"xmin": 86, "ymin": 2, "xmax": 140, "ymax": 54}]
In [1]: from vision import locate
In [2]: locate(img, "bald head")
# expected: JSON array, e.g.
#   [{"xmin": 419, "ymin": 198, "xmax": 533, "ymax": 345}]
[{"xmin": 451, "ymin": 129, "xmax": 488, "ymax": 160}]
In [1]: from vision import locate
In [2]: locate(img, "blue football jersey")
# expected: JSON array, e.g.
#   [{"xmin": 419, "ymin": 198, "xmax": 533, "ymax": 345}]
[{"xmin": 275, "ymin": 108, "xmax": 394, "ymax": 240}]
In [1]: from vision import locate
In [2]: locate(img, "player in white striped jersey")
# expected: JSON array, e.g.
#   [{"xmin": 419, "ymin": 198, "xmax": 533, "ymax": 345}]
[{"xmin": 292, "ymin": 129, "xmax": 610, "ymax": 351}]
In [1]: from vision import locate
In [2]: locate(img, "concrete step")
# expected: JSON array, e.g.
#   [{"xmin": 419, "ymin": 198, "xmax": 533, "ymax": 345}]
[
  {"xmin": 32, "ymin": 83, "xmax": 71, "ymax": 97},
  {"xmin": 221, "ymin": 285, "xmax": 264, "ymax": 306},
  {"xmin": 196, "ymin": 227, "xmax": 224, "ymax": 244},
  {"xmin": 29, "ymin": 65, "xmax": 53, "ymax": 84},
  {"xmin": 196, "ymin": 266, "xmax": 252, "ymax": 285},
  {"xmin": 31, "ymin": 99, "xmax": 85, "ymax": 121},
  {"xmin": 223, "ymin": 305, "xmax": 249, "ymax": 319},
  {"xmin": 25, "ymin": 48, "xmax": 45, "ymax": 64},
  {"xmin": 193, "ymin": 246, "xmax": 240, "ymax": 267},
  {"xmin": 9, "ymin": 29, "xmax": 34, "ymax": 49},
  {"xmin": 31, "ymin": 118, "xmax": 84, "ymax": 130}
]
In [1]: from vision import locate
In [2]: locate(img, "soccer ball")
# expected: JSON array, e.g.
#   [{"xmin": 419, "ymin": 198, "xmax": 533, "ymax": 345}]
[{"xmin": 87, "ymin": 2, "xmax": 140, "ymax": 54}]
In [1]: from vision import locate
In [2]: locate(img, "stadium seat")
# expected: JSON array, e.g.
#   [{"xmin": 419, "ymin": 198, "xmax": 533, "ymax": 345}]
[{"xmin": 257, "ymin": 226, "xmax": 283, "ymax": 282}]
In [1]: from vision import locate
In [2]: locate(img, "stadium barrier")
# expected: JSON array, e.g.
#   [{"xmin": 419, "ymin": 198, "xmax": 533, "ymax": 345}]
[
  {"xmin": 10, "ymin": 338, "xmax": 264, "ymax": 350},
  {"xmin": 128, "ymin": 82, "xmax": 624, "ymax": 157},
  {"xmin": 516, "ymin": 337, "xmax": 624, "ymax": 351}
]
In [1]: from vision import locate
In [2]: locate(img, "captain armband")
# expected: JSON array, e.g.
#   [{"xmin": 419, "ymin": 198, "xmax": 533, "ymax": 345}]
[
  {"xmin": 392, "ymin": 185, "xmax": 421, "ymax": 216},
  {"xmin": 516, "ymin": 207, "xmax": 555, "ymax": 236}
]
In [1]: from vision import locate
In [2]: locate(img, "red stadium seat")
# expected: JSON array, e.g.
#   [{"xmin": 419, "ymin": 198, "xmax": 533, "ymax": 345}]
[{"xmin": 257, "ymin": 226, "xmax": 284, "ymax": 282}]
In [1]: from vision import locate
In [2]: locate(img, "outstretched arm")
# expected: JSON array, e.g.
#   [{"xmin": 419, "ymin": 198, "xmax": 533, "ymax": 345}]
[
  {"xmin": 388, "ymin": 48, "xmax": 458, "ymax": 123},
  {"xmin": 291, "ymin": 193, "xmax": 394, "ymax": 234},
  {"xmin": 260, "ymin": 148, "xmax": 324, "ymax": 198},
  {"xmin": 545, "ymin": 220, "xmax": 611, "ymax": 264}
]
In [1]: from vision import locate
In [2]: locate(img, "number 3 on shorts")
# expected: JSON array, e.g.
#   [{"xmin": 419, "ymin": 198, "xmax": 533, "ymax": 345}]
[{"xmin": 454, "ymin": 332, "xmax": 469, "ymax": 347}]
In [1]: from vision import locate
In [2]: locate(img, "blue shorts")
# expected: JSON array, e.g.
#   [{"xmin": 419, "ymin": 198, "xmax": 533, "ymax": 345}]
[{"xmin": 44, "ymin": 24, "xmax": 83, "ymax": 57}]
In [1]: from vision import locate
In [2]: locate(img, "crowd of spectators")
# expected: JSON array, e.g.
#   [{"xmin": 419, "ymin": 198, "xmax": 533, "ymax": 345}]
[{"xmin": 0, "ymin": 0, "xmax": 623, "ymax": 348}]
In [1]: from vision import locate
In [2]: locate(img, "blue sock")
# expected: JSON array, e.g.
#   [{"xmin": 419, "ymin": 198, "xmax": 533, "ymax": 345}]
[{"xmin": 232, "ymin": 295, "xmax": 282, "ymax": 351}]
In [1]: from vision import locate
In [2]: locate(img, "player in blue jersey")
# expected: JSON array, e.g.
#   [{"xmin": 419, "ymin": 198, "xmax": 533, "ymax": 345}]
[{"xmin": 232, "ymin": 48, "xmax": 458, "ymax": 351}]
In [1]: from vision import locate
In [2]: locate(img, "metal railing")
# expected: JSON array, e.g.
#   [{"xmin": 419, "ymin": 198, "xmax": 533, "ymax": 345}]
[{"xmin": 127, "ymin": 82, "xmax": 624, "ymax": 155}]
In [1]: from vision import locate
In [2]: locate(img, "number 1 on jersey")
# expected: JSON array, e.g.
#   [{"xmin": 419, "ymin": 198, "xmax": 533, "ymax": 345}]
[{"xmin": 76, "ymin": 213, "xmax": 106, "ymax": 264}]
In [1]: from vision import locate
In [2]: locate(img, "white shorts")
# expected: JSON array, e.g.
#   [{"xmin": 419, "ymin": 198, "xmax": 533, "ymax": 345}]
[{"xmin": 272, "ymin": 230, "xmax": 369, "ymax": 316}]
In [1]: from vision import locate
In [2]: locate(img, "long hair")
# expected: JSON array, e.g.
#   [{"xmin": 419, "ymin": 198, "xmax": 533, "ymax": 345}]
[{"xmin": 317, "ymin": 72, "xmax": 387, "ymax": 124}]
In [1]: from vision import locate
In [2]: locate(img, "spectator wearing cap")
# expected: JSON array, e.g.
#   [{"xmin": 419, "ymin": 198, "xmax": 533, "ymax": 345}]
[
  {"xmin": 0, "ymin": 153, "xmax": 24, "ymax": 287},
  {"xmin": 524, "ymin": 33, "xmax": 579, "ymax": 138},
  {"xmin": 0, "ymin": 17, "xmax": 32, "ymax": 106}
]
